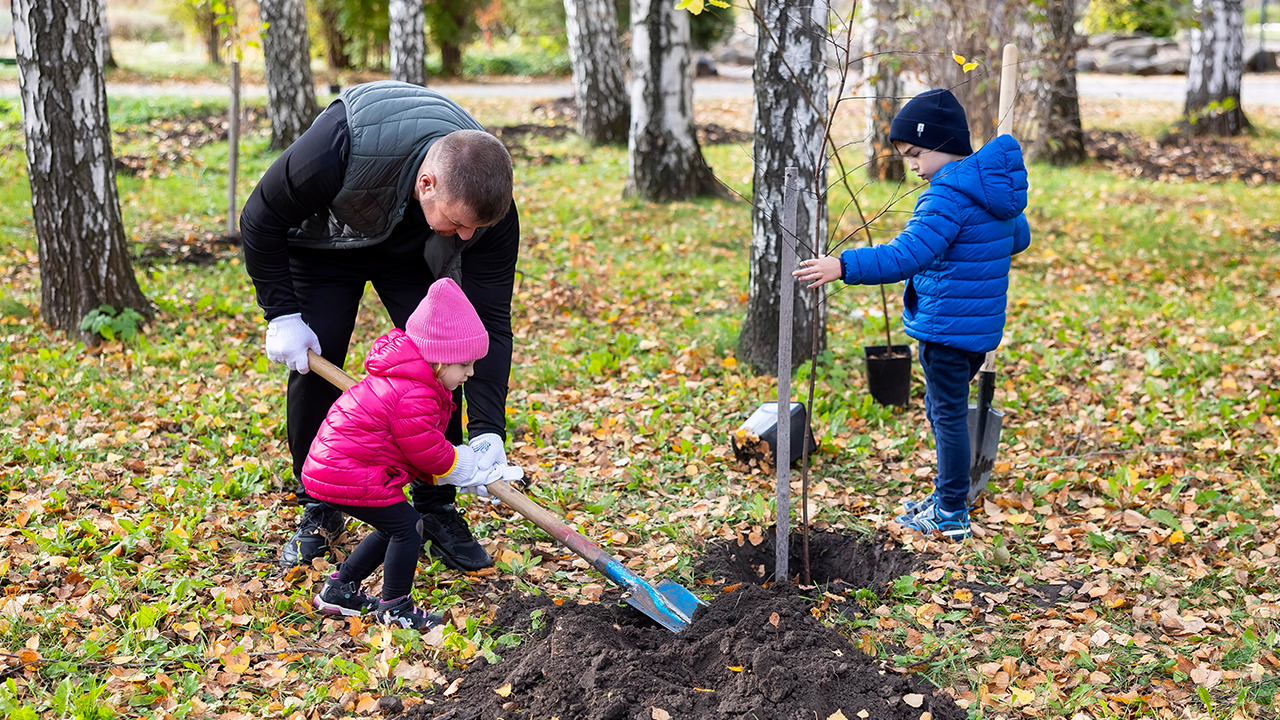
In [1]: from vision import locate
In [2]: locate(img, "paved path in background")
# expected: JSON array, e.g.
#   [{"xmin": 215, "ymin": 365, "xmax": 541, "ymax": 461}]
[{"xmin": 2, "ymin": 71, "xmax": 1278, "ymax": 106}]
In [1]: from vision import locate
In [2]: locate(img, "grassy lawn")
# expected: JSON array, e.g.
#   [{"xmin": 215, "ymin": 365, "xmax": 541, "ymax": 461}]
[{"xmin": 0, "ymin": 86, "xmax": 1278, "ymax": 720}]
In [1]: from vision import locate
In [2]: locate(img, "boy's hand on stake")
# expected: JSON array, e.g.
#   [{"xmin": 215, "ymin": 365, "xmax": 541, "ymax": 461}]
[{"xmin": 793, "ymin": 256, "xmax": 842, "ymax": 289}]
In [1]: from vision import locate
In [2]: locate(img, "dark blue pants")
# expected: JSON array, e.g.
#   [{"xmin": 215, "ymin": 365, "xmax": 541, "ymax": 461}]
[
  {"xmin": 330, "ymin": 501, "xmax": 421, "ymax": 600},
  {"xmin": 919, "ymin": 341, "xmax": 985, "ymax": 513}
]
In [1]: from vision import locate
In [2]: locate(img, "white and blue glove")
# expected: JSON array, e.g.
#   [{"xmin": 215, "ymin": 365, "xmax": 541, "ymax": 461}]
[
  {"xmin": 265, "ymin": 313, "xmax": 321, "ymax": 373},
  {"xmin": 469, "ymin": 433, "xmax": 507, "ymax": 473},
  {"xmin": 461, "ymin": 464, "xmax": 524, "ymax": 504}
]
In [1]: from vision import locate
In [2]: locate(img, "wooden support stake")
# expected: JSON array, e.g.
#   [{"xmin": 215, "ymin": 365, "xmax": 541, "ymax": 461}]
[
  {"xmin": 227, "ymin": 59, "xmax": 240, "ymax": 237},
  {"xmin": 775, "ymin": 167, "xmax": 799, "ymax": 585}
]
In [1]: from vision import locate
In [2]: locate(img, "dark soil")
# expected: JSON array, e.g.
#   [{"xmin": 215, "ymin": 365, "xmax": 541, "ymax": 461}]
[
  {"xmin": 393, "ymin": 584, "xmax": 963, "ymax": 720},
  {"xmin": 695, "ymin": 528, "xmax": 919, "ymax": 590},
  {"xmin": 389, "ymin": 531, "xmax": 958, "ymax": 720},
  {"xmin": 1085, "ymin": 129, "xmax": 1280, "ymax": 186}
]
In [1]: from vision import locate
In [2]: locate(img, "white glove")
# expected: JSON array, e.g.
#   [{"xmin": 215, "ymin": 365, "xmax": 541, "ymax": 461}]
[
  {"xmin": 468, "ymin": 433, "xmax": 507, "ymax": 474},
  {"xmin": 436, "ymin": 445, "xmax": 480, "ymax": 487},
  {"xmin": 265, "ymin": 313, "xmax": 321, "ymax": 373},
  {"xmin": 460, "ymin": 464, "xmax": 524, "ymax": 504}
]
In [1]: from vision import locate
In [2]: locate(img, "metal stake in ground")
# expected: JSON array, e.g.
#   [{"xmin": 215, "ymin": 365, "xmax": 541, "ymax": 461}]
[{"xmin": 775, "ymin": 167, "xmax": 800, "ymax": 585}]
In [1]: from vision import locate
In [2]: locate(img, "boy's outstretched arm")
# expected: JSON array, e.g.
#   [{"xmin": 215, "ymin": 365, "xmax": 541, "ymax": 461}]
[{"xmin": 794, "ymin": 255, "xmax": 842, "ymax": 289}]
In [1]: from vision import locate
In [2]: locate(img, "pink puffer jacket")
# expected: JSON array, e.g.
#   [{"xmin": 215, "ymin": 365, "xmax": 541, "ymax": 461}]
[{"xmin": 301, "ymin": 330, "xmax": 458, "ymax": 507}]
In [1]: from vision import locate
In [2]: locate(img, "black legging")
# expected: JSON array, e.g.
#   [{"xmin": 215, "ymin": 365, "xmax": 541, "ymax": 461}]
[
  {"xmin": 329, "ymin": 501, "xmax": 422, "ymax": 600},
  {"xmin": 284, "ymin": 230, "xmax": 458, "ymax": 509}
]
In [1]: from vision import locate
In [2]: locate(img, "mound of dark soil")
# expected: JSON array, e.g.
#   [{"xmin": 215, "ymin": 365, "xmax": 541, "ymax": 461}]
[
  {"xmin": 1086, "ymin": 129, "xmax": 1280, "ymax": 185},
  {"xmin": 394, "ymin": 583, "xmax": 962, "ymax": 720},
  {"xmin": 696, "ymin": 529, "xmax": 919, "ymax": 588}
]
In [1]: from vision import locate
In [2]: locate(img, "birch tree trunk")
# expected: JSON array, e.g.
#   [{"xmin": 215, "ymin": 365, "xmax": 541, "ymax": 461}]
[
  {"xmin": 1025, "ymin": 0, "xmax": 1084, "ymax": 165},
  {"xmin": 737, "ymin": 0, "xmax": 828, "ymax": 372},
  {"xmin": 12, "ymin": 0, "xmax": 150, "ymax": 340},
  {"xmin": 565, "ymin": 0, "xmax": 630, "ymax": 145},
  {"xmin": 1184, "ymin": 0, "xmax": 1250, "ymax": 136},
  {"xmin": 260, "ymin": 0, "xmax": 318, "ymax": 150},
  {"xmin": 626, "ymin": 0, "xmax": 726, "ymax": 201},
  {"xmin": 864, "ymin": 0, "xmax": 905, "ymax": 182},
  {"xmin": 390, "ymin": 0, "xmax": 427, "ymax": 86},
  {"xmin": 98, "ymin": 0, "xmax": 117, "ymax": 69}
]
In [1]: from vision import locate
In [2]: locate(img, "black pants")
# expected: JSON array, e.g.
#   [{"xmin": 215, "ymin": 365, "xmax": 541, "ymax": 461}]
[
  {"xmin": 285, "ymin": 232, "xmax": 458, "ymax": 509},
  {"xmin": 330, "ymin": 501, "xmax": 421, "ymax": 600}
]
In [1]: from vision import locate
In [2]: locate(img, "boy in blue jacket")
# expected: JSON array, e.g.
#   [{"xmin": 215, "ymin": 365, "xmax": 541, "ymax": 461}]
[{"xmin": 794, "ymin": 88, "xmax": 1030, "ymax": 541}]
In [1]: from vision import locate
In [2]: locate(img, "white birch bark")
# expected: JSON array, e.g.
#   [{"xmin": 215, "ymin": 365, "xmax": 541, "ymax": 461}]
[
  {"xmin": 390, "ymin": 0, "xmax": 427, "ymax": 86},
  {"xmin": 626, "ymin": 0, "xmax": 725, "ymax": 201},
  {"xmin": 12, "ymin": 0, "xmax": 150, "ymax": 338},
  {"xmin": 260, "ymin": 0, "xmax": 319, "ymax": 149},
  {"xmin": 564, "ymin": 0, "xmax": 630, "ymax": 145},
  {"xmin": 737, "ymin": 0, "xmax": 828, "ymax": 372},
  {"xmin": 1184, "ymin": 0, "xmax": 1250, "ymax": 136}
]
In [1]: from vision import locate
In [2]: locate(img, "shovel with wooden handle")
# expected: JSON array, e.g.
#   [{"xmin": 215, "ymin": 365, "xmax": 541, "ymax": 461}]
[
  {"xmin": 305, "ymin": 350, "xmax": 706, "ymax": 633},
  {"xmin": 968, "ymin": 43, "xmax": 1020, "ymax": 506}
]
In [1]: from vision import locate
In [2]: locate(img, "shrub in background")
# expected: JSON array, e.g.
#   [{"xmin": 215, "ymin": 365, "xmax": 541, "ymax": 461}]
[{"xmin": 1083, "ymin": 0, "xmax": 1185, "ymax": 38}]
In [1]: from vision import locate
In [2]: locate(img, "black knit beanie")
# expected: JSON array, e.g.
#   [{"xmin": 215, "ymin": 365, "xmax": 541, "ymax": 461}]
[{"xmin": 889, "ymin": 88, "xmax": 973, "ymax": 156}]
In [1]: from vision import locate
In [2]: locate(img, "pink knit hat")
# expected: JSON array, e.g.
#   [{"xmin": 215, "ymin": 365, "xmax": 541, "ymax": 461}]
[{"xmin": 405, "ymin": 278, "xmax": 489, "ymax": 364}]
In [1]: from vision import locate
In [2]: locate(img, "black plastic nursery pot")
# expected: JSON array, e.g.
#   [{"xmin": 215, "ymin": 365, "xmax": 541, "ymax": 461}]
[{"xmin": 864, "ymin": 344, "xmax": 913, "ymax": 406}]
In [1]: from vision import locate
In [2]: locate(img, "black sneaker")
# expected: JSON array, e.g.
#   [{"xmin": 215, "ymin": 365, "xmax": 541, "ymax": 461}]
[
  {"xmin": 313, "ymin": 573, "xmax": 379, "ymax": 617},
  {"xmin": 417, "ymin": 504, "xmax": 493, "ymax": 571},
  {"xmin": 279, "ymin": 503, "xmax": 345, "ymax": 568},
  {"xmin": 374, "ymin": 596, "xmax": 442, "ymax": 630}
]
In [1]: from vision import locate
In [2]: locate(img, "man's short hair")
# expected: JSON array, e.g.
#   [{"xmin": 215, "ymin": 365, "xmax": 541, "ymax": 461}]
[{"xmin": 426, "ymin": 130, "xmax": 513, "ymax": 225}]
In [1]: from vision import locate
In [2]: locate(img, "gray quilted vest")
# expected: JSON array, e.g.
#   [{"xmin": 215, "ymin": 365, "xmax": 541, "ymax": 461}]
[{"xmin": 287, "ymin": 81, "xmax": 488, "ymax": 279}]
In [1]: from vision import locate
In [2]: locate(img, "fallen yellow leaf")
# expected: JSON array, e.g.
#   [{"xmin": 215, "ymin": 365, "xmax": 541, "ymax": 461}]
[
  {"xmin": 494, "ymin": 683, "xmax": 513, "ymax": 697},
  {"xmin": 652, "ymin": 708, "xmax": 671, "ymax": 720},
  {"xmin": 727, "ymin": 665, "xmax": 743, "ymax": 672},
  {"xmin": 827, "ymin": 711, "xmax": 849, "ymax": 720}
]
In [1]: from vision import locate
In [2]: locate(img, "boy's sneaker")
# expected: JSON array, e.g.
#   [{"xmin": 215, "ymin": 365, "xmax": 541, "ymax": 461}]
[
  {"xmin": 314, "ymin": 574, "xmax": 379, "ymax": 617},
  {"xmin": 898, "ymin": 504, "xmax": 971, "ymax": 541},
  {"xmin": 895, "ymin": 493, "xmax": 937, "ymax": 523},
  {"xmin": 374, "ymin": 596, "xmax": 443, "ymax": 631}
]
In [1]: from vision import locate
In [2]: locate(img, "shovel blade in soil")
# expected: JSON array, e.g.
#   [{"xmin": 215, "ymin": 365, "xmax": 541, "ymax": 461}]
[
  {"xmin": 967, "ymin": 404, "xmax": 1003, "ymax": 506},
  {"xmin": 603, "ymin": 558, "xmax": 705, "ymax": 633}
]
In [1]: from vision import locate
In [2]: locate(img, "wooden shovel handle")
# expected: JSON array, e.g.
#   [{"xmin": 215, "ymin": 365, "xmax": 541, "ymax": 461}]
[
  {"xmin": 307, "ymin": 351, "xmax": 356, "ymax": 392},
  {"xmin": 985, "ymin": 42, "xmax": 1019, "ymax": 374}
]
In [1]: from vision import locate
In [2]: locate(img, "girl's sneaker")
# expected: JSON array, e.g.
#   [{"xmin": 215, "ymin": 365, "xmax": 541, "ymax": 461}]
[
  {"xmin": 895, "ymin": 493, "xmax": 937, "ymax": 523},
  {"xmin": 375, "ymin": 596, "xmax": 443, "ymax": 631},
  {"xmin": 898, "ymin": 504, "xmax": 971, "ymax": 541},
  {"xmin": 314, "ymin": 574, "xmax": 379, "ymax": 617}
]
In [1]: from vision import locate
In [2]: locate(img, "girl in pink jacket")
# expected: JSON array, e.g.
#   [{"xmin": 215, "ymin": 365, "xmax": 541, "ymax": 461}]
[{"xmin": 303, "ymin": 278, "xmax": 491, "ymax": 630}]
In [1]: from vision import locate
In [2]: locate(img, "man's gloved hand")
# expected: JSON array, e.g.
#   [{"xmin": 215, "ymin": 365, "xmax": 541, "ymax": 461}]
[
  {"xmin": 265, "ymin": 313, "xmax": 322, "ymax": 373},
  {"xmin": 468, "ymin": 433, "xmax": 507, "ymax": 474},
  {"xmin": 436, "ymin": 445, "xmax": 479, "ymax": 487}
]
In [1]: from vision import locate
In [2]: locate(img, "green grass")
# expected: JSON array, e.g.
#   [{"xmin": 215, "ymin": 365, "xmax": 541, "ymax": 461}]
[{"xmin": 1, "ymin": 92, "xmax": 1279, "ymax": 719}]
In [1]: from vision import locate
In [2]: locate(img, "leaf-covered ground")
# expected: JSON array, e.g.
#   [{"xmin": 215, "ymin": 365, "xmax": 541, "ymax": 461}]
[{"xmin": 0, "ymin": 90, "xmax": 1278, "ymax": 720}]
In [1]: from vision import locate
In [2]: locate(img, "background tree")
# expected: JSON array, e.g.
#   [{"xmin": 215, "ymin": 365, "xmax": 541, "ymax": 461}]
[
  {"xmin": 1023, "ymin": 0, "xmax": 1085, "ymax": 164},
  {"xmin": 390, "ymin": 0, "xmax": 427, "ymax": 85},
  {"xmin": 1183, "ymin": 0, "xmax": 1249, "ymax": 136},
  {"xmin": 98, "ymin": 0, "xmax": 117, "ymax": 69},
  {"xmin": 315, "ymin": 0, "xmax": 355, "ymax": 72},
  {"xmin": 626, "ymin": 0, "xmax": 726, "ymax": 201},
  {"xmin": 11, "ymin": 0, "xmax": 150, "ymax": 339},
  {"xmin": 259, "ymin": 0, "xmax": 319, "ymax": 149},
  {"xmin": 564, "ymin": 0, "xmax": 630, "ymax": 145},
  {"xmin": 863, "ymin": 0, "xmax": 906, "ymax": 182},
  {"xmin": 736, "ymin": 0, "xmax": 827, "ymax": 372},
  {"xmin": 426, "ymin": 0, "xmax": 481, "ymax": 77}
]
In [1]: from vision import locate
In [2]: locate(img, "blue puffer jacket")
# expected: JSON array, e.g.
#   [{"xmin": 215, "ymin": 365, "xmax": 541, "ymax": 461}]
[{"xmin": 839, "ymin": 134, "xmax": 1031, "ymax": 353}]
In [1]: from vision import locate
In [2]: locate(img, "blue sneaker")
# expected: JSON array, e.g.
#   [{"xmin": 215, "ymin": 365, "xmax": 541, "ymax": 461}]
[
  {"xmin": 898, "ymin": 504, "xmax": 971, "ymax": 541},
  {"xmin": 895, "ymin": 493, "xmax": 936, "ymax": 523}
]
